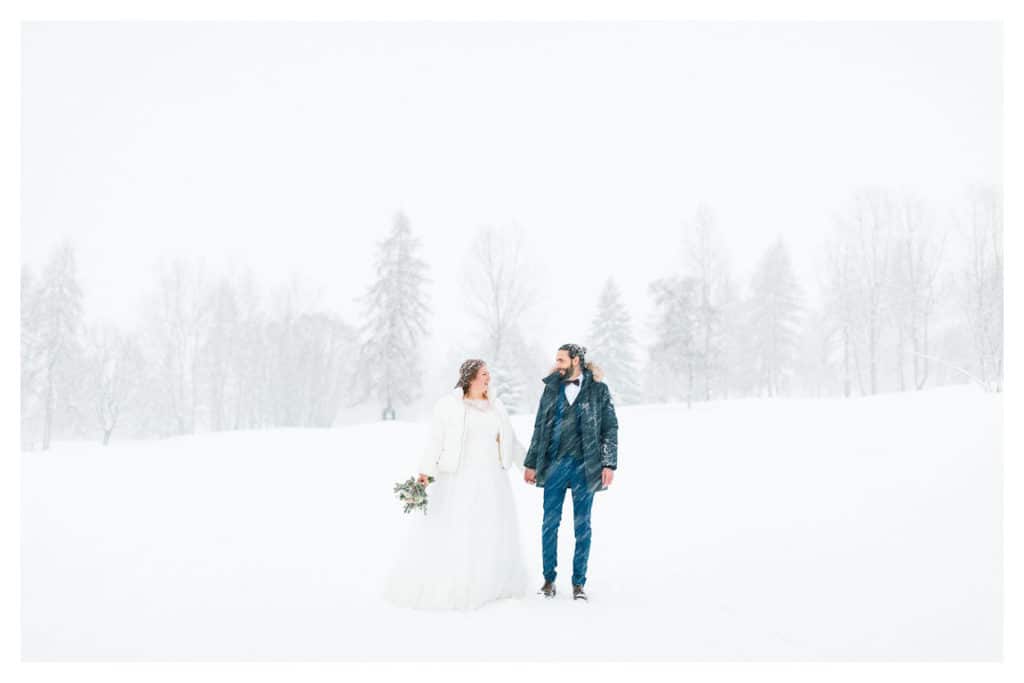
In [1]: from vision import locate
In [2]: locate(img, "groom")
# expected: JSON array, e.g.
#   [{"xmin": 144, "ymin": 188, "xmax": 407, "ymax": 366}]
[{"xmin": 523, "ymin": 343, "xmax": 619, "ymax": 601}]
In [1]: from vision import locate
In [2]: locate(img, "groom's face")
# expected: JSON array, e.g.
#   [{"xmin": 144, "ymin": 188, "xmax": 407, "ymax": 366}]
[{"xmin": 554, "ymin": 350, "xmax": 578, "ymax": 377}]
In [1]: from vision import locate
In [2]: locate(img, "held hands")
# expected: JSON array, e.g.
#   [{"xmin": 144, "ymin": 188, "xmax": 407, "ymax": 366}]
[{"xmin": 523, "ymin": 466, "xmax": 615, "ymax": 487}]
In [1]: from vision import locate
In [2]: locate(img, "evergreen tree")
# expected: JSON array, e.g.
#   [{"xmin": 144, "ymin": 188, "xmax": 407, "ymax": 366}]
[
  {"xmin": 646, "ymin": 276, "xmax": 699, "ymax": 407},
  {"xmin": 746, "ymin": 237, "xmax": 803, "ymax": 396},
  {"xmin": 587, "ymin": 277, "xmax": 641, "ymax": 405},
  {"xmin": 352, "ymin": 212, "xmax": 431, "ymax": 418},
  {"xmin": 34, "ymin": 241, "xmax": 85, "ymax": 449}
]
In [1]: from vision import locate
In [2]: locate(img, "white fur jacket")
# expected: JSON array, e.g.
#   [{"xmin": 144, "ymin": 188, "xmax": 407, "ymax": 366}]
[{"xmin": 417, "ymin": 387, "xmax": 527, "ymax": 477}]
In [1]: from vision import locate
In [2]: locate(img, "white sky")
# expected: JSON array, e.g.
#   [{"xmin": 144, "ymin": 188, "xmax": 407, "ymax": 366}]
[{"xmin": 21, "ymin": 21, "xmax": 1000, "ymax": 360}]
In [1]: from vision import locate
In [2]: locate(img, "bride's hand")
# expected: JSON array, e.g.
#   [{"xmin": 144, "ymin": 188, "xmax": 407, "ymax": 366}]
[{"xmin": 417, "ymin": 473, "xmax": 431, "ymax": 486}]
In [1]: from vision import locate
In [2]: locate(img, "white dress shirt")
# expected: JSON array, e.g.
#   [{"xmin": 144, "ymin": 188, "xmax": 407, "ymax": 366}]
[{"xmin": 564, "ymin": 371, "xmax": 584, "ymax": 406}]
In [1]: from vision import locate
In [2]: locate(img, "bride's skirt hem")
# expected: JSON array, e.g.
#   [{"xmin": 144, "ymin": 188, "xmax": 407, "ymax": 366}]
[{"xmin": 382, "ymin": 583, "xmax": 530, "ymax": 612}]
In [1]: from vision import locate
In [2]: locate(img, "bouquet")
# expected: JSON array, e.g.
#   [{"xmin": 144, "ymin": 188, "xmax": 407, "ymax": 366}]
[{"xmin": 393, "ymin": 475, "xmax": 436, "ymax": 514}]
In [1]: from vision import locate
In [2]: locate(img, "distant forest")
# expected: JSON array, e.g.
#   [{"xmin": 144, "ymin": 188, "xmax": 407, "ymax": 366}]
[{"xmin": 21, "ymin": 185, "xmax": 1002, "ymax": 450}]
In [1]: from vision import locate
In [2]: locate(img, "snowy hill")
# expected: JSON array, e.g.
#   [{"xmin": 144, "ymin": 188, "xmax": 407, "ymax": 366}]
[{"xmin": 21, "ymin": 386, "xmax": 1001, "ymax": 660}]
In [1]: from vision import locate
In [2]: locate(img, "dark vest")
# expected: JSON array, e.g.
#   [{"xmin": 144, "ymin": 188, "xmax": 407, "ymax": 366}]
[{"xmin": 548, "ymin": 383, "xmax": 584, "ymax": 461}]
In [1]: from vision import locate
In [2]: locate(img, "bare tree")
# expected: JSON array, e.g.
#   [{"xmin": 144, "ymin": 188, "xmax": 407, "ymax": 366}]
[
  {"xmin": 462, "ymin": 225, "xmax": 537, "ymax": 359},
  {"xmin": 84, "ymin": 322, "xmax": 144, "ymax": 444},
  {"xmin": 834, "ymin": 188, "xmax": 896, "ymax": 395},
  {"xmin": 230, "ymin": 268, "xmax": 269, "ymax": 430},
  {"xmin": 141, "ymin": 257, "xmax": 212, "ymax": 435},
  {"xmin": 264, "ymin": 272, "xmax": 327, "ymax": 426},
  {"xmin": 682, "ymin": 204, "xmax": 733, "ymax": 401},
  {"xmin": 201, "ymin": 276, "xmax": 242, "ymax": 431},
  {"xmin": 307, "ymin": 315, "xmax": 360, "ymax": 426},
  {"xmin": 889, "ymin": 192, "xmax": 947, "ymax": 391},
  {"xmin": 266, "ymin": 272, "xmax": 359, "ymax": 428},
  {"xmin": 460, "ymin": 224, "xmax": 538, "ymax": 411},
  {"xmin": 957, "ymin": 185, "xmax": 1003, "ymax": 392},
  {"xmin": 822, "ymin": 233, "xmax": 856, "ymax": 397},
  {"xmin": 804, "ymin": 305, "xmax": 839, "ymax": 397}
]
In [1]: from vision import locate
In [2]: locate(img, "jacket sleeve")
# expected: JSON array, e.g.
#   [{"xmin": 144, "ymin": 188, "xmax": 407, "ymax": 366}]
[
  {"xmin": 416, "ymin": 400, "xmax": 445, "ymax": 477},
  {"xmin": 599, "ymin": 384, "xmax": 618, "ymax": 470},
  {"xmin": 523, "ymin": 394, "xmax": 546, "ymax": 470}
]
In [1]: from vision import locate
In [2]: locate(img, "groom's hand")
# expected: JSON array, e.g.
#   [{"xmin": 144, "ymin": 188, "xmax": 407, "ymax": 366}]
[
  {"xmin": 601, "ymin": 467, "xmax": 614, "ymax": 488},
  {"xmin": 524, "ymin": 468, "xmax": 536, "ymax": 484}
]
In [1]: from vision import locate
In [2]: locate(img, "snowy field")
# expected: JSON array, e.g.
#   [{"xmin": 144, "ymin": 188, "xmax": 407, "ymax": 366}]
[{"xmin": 21, "ymin": 385, "xmax": 1001, "ymax": 660}]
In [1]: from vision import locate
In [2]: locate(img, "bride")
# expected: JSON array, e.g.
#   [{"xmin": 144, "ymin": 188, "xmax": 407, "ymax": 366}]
[{"xmin": 382, "ymin": 359, "xmax": 531, "ymax": 610}]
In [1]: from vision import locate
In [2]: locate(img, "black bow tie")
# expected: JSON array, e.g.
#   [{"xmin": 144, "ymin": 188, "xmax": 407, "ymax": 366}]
[{"xmin": 564, "ymin": 378, "xmax": 580, "ymax": 386}]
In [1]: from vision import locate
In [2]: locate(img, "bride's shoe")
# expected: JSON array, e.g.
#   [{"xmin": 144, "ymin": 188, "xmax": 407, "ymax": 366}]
[{"xmin": 538, "ymin": 580, "xmax": 556, "ymax": 598}]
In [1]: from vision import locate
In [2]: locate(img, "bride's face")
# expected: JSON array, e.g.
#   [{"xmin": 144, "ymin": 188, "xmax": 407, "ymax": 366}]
[{"xmin": 469, "ymin": 366, "xmax": 490, "ymax": 394}]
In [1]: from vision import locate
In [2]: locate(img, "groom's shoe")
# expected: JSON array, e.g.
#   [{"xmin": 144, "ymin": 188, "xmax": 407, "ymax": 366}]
[
  {"xmin": 572, "ymin": 584, "xmax": 588, "ymax": 601},
  {"xmin": 538, "ymin": 580, "xmax": 556, "ymax": 598}
]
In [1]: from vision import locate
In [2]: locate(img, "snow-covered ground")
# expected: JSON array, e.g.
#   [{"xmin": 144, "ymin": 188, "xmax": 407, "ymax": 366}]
[{"xmin": 21, "ymin": 385, "xmax": 1001, "ymax": 660}]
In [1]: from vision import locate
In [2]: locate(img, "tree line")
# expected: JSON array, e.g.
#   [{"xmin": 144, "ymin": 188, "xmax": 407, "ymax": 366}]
[
  {"xmin": 634, "ymin": 185, "xmax": 1003, "ymax": 404},
  {"xmin": 21, "ymin": 184, "xmax": 1002, "ymax": 450}
]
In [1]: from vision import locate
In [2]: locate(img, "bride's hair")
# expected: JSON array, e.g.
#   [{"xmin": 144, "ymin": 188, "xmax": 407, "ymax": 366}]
[{"xmin": 454, "ymin": 358, "xmax": 489, "ymax": 399}]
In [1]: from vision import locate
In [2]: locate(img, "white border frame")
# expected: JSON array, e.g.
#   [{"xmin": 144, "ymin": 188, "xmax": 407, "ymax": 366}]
[{"xmin": 2, "ymin": 3, "xmax": 1016, "ymax": 682}]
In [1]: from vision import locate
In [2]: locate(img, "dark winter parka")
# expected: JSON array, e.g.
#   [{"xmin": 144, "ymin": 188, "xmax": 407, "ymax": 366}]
[{"xmin": 523, "ymin": 365, "xmax": 619, "ymax": 493}]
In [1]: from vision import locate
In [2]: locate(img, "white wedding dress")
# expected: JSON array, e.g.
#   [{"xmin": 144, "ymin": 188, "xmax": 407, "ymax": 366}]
[{"xmin": 383, "ymin": 397, "xmax": 530, "ymax": 610}]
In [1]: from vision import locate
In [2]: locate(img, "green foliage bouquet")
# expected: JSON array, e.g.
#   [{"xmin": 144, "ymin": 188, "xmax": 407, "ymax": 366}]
[{"xmin": 393, "ymin": 475, "xmax": 435, "ymax": 514}]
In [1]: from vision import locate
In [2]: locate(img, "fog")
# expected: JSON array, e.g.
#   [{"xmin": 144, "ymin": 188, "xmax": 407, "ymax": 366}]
[{"xmin": 20, "ymin": 21, "xmax": 1001, "ymax": 443}]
